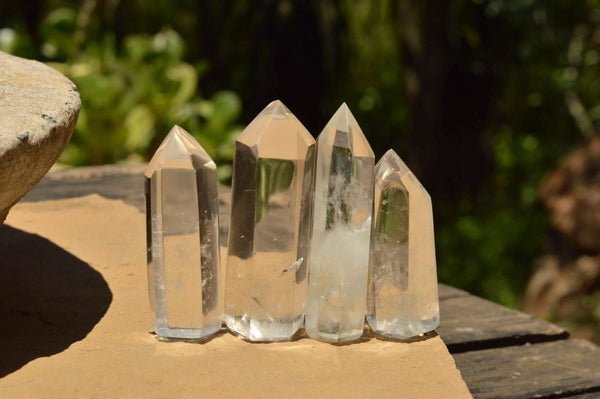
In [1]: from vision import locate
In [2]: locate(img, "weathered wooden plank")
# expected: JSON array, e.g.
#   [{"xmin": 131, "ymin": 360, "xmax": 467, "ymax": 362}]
[
  {"xmin": 439, "ymin": 284, "xmax": 469, "ymax": 300},
  {"xmin": 24, "ymin": 165, "xmax": 231, "ymax": 213},
  {"xmin": 23, "ymin": 166, "xmax": 232, "ymax": 242},
  {"xmin": 23, "ymin": 165, "xmax": 150, "ymax": 211},
  {"xmin": 453, "ymin": 339, "xmax": 600, "ymax": 399},
  {"xmin": 438, "ymin": 294, "xmax": 568, "ymax": 353}
]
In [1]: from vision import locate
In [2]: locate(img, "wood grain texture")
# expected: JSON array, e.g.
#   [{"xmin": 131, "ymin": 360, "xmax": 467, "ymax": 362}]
[
  {"xmin": 24, "ymin": 165, "xmax": 231, "ymax": 243},
  {"xmin": 439, "ymin": 284, "xmax": 469, "ymax": 300},
  {"xmin": 438, "ymin": 294, "xmax": 568, "ymax": 353},
  {"xmin": 453, "ymin": 339, "xmax": 600, "ymax": 399}
]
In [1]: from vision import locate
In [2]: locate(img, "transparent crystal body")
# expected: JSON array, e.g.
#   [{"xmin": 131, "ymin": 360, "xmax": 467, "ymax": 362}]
[
  {"xmin": 145, "ymin": 125, "xmax": 222, "ymax": 340},
  {"xmin": 305, "ymin": 103, "xmax": 375, "ymax": 342},
  {"xmin": 366, "ymin": 149, "xmax": 439, "ymax": 338},
  {"xmin": 225, "ymin": 100, "xmax": 316, "ymax": 341}
]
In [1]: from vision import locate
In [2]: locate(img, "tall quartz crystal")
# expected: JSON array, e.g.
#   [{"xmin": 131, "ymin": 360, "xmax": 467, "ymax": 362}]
[
  {"xmin": 305, "ymin": 103, "xmax": 375, "ymax": 342},
  {"xmin": 367, "ymin": 149, "xmax": 439, "ymax": 338},
  {"xmin": 145, "ymin": 125, "xmax": 222, "ymax": 340},
  {"xmin": 225, "ymin": 100, "xmax": 316, "ymax": 341}
]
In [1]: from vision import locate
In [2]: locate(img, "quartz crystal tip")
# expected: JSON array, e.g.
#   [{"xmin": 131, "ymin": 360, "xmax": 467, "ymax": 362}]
[
  {"xmin": 320, "ymin": 103, "xmax": 375, "ymax": 159},
  {"xmin": 145, "ymin": 125, "xmax": 214, "ymax": 178},
  {"xmin": 236, "ymin": 100, "xmax": 313, "ymax": 160},
  {"xmin": 225, "ymin": 101, "xmax": 316, "ymax": 341},
  {"xmin": 305, "ymin": 103, "xmax": 375, "ymax": 343},
  {"xmin": 145, "ymin": 125, "xmax": 222, "ymax": 340},
  {"xmin": 367, "ymin": 148, "xmax": 439, "ymax": 339},
  {"xmin": 263, "ymin": 100, "xmax": 291, "ymax": 119}
]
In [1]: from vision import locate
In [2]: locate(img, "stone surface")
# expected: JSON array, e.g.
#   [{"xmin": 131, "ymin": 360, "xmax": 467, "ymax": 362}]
[
  {"xmin": 225, "ymin": 100, "xmax": 316, "ymax": 341},
  {"xmin": 367, "ymin": 149, "xmax": 439, "ymax": 338},
  {"xmin": 305, "ymin": 103, "xmax": 375, "ymax": 342},
  {"xmin": 0, "ymin": 195, "xmax": 471, "ymax": 398},
  {"xmin": 0, "ymin": 51, "xmax": 80, "ymax": 225},
  {"xmin": 145, "ymin": 126, "xmax": 221, "ymax": 339}
]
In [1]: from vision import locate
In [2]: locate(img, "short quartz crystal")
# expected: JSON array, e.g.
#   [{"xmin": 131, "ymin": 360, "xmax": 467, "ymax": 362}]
[
  {"xmin": 225, "ymin": 100, "xmax": 316, "ymax": 341},
  {"xmin": 305, "ymin": 103, "xmax": 375, "ymax": 342},
  {"xmin": 366, "ymin": 149, "xmax": 439, "ymax": 338},
  {"xmin": 145, "ymin": 125, "xmax": 222, "ymax": 340}
]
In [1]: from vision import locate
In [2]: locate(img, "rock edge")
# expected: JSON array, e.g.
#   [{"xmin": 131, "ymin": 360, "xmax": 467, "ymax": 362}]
[{"xmin": 0, "ymin": 51, "xmax": 81, "ymax": 224}]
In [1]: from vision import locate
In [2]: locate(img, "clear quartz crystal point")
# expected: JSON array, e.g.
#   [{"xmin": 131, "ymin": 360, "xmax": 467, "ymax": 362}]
[
  {"xmin": 366, "ymin": 149, "xmax": 440, "ymax": 338},
  {"xmin": 225, "ymin": 100, "xmax": 316, "ymax": 341},
  {"xmin": 144, "ymin": 125, "xmax": 222, "ymax": 340},
  {"xmin": 305, "ymin": 103, "xmax": 375, "ymax": 342}
]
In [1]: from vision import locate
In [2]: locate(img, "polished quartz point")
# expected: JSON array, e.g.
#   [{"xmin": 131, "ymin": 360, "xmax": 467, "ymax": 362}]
[
  {"xmin": 305, "ymin": 103, "xmax": 375, "ymax": 342},
  {"xmin": 367, "ymin": 149, "xmax": 439, "ymax": 338},
  {"xmin": 225, "ymin": 100, "xmax": 316, "ymax": 341},
  {"xmin": 144, "ymin": 125, "xmax": 222, "ymax": 340}
]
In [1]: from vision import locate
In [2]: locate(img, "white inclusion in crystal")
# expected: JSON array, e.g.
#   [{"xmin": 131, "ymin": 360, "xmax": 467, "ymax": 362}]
[
  {"xmin": 225, "ymin": 100, "xmax": 316, "ymax": 342},
  {"xmin": 305, "ymin": 103, "xmax": 375, "ymax": 343},
  {"xmin": 144, "ymin": 125, "xmax": 222, "ymax": 340},
  {"xmin": 366, "ymin": 149, "xmax": 439, "ymax": 339}
]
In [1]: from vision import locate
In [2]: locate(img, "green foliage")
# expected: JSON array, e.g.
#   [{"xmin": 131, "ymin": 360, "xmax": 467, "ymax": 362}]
[{"xmin": 1, "ymin": 7, "xmax": 242, "ymax": 182}]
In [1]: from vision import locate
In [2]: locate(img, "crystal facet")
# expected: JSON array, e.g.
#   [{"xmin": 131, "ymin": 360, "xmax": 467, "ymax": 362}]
[
  {"xmin": 366, "ymin": 149, "xmax": 439, "ymax": 338},
  {"xmin": 225, "ymin": 100, "xmax": 316, "ymax": 341},
  {"xmin": 145, "ymin": 125, "xmax": 222, "ymax": 340},
  {"xmin": 305, "ymin": 103, "xmax": 375, "ymax": 342}
]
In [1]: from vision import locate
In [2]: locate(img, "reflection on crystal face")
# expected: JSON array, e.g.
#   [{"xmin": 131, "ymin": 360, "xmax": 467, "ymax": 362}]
[
  {"xmin": 366, "ymin": 149, "xmax": 439, "ymax": 338},
  {"xmin": 225, "ymin": 100, "xmax": 315, "ymax": 341},
  {"xmin": 305, "ymin": 103, "xmax": 375, "ymax": 342},
  {"xmin": 145, "ymin": 125, "xmax": 222, "ymax": 340}
]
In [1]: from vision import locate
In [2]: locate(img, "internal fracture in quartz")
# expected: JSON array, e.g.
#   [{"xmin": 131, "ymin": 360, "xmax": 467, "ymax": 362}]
[
  {"xmin": 225, "ymin": 100, "xmax": 316, "ymax": 341},
  {"xmin": 367, "ymin": 149, "xmax": 439, "ymax": 338},
  {"xmin": 145, "ymin": 125, "xmax": 222, "ymax": 340},
  {"xmin": 305, "ymin": 103, "xmax": 375, "ymax": 342}
]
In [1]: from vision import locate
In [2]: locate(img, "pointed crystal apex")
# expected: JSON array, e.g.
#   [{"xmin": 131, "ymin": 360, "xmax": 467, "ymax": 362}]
[
  {"xmin": 237, "ymin": 100, "xmax": 314, "ymax": 159},
  {"xmin": 329, "ymin": 102, "xmax": 353, "ymax": 132},
  {"xmin": 377, "ymin": 149, "xmax": 430, "ymax": 197},
  {"xmin": 380, "ymin": 149, "xmax": 408, "ymax": 173},
  {"xmin": 260, "ymin": 99, "xmax": 292, "ymax": 120},
  {"xmin": 319, "ymin": 103, "xmax": 374, "ymax": 158},
  {"xmin": 145, "ymin": 125, "xmax": 214, "ymax": 177}
]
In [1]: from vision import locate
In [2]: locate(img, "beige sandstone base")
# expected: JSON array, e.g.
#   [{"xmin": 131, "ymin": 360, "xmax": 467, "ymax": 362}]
[{"xmin": 0, "ymin": 195, "xmax": 471, "ymax": 398}]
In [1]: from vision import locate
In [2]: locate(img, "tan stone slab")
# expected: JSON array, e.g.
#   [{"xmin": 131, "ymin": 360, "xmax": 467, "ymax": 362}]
[
  {"xmin": 0, "ymin": 195, "xmax": 471, "ymax": 398},
  {"xmin": 0, "ymin": 51, "xmax": 80, "ymax": 224}
]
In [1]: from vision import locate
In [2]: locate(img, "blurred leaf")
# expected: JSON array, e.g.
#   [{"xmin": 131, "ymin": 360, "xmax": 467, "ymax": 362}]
[
  {"xmin": 124, "ymin": 105, "xmax": 155, "ymax": 152},
  {"xmin": 153, "ymin": 29, "xmax": 185, "ymax": 61},
  {"xmin": 166, "ymin": 63, "xmax": 198, "ymax": 105},
  {"xmin": 0, "ymin": 28, "xmax": 17, "ymax": 53},
  {"xmin": 207, "ymin": 91, "xmax": 242, "ymax": 129}
]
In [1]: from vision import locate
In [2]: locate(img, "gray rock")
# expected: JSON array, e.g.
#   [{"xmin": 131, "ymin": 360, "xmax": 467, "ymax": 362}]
[{"xmin": 0, "ymin": 51, "xmax": 80, "ymax": 225}]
